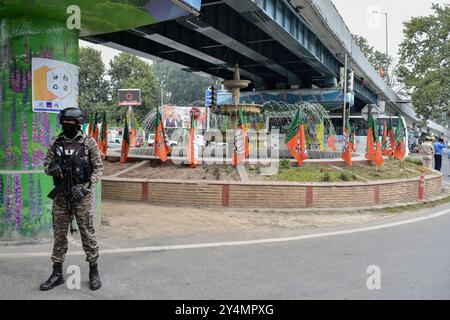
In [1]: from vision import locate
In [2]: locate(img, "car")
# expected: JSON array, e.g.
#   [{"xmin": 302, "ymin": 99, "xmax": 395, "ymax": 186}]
[
  {"xmin": 148, "ymin": 133, "xmax": 178, "ymax": 147},
  {"xmin": 107, "ymin": 138, "xmax": 122, "ymax": 149}
]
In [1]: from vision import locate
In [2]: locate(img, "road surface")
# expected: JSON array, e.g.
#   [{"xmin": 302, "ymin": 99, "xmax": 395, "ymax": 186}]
[{"xmin": 1, "ymin": 202, "xmax": 449, "ymax": 300}]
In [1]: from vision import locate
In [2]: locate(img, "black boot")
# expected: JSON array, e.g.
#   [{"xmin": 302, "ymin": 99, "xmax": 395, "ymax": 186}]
[
  {"xmin": 40, "ymin": 263, "xmax": 64, "ymax": 291},
  {"xmin": 89, "ymin": 263, "xmax": 102, "ymax": 290}
]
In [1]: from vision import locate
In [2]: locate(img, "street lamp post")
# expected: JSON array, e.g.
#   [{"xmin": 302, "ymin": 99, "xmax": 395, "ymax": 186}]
[{"xmin": 373, "ymin": 10, "xmax": 389, "ymax": 83}]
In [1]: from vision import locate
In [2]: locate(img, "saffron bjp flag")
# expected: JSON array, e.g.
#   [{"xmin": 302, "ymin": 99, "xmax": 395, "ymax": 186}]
[
  {"xmin": 286, "ymin": 109, "xmax": 308, "ymax": 167},
  {"xmin": 365, "ymin": 113, "xmax": 376, "ymax": 162},
  {"xmin": 341, "ymin": 113, "xmax": 352, "ymax": 167},
  {"xmin": 394, "ymin": 115, "xmax": 407, "ymax": 161},
  {"xmin": 382, "ymin": 120, "xmax": 390, "ymax": 157},
  {"xmin": 351, "ymin": 124, "xmax": 357, "ymax": 152},
  {"xmin": 326, "ymin": 127, "xmax": 337, "ymax": 152},
  {"xmin": 374, "ymin": 123, "xmax": 384, "ymax": 167},
  {"xmin": 388, "ymin": 117, "xmax": 395, "ymax": 158},
  {"xmin": 154, "ymin": 108, "xmax": 171, "ymax": 162},
  {"xmin": 100, "ymin": 111, "xmax": 108, "ymax": 160},
  {"xmin": 120, "ymin": 117, "xmax": 130, "ymax": 164},
  {"xmin": 232, "ymin": 109, "xmax": 249, "ymax": 167},
  {"xmin": 187, "ymin": 114, "xmax": 197, "ymax": 168}
]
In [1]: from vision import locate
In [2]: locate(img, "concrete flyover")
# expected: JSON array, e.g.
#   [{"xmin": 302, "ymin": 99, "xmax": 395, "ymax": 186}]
[{"xmin": 101, "ymin": 173, "xmax": 443, "ymax": 209}]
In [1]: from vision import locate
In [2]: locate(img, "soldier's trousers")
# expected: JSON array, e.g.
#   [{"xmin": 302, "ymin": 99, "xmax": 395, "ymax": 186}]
[{"xmin": 51, "ymin": 193, "xmax": 99, "ymax": 265}]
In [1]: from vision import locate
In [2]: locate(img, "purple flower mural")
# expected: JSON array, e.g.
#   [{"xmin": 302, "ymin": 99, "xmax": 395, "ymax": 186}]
[
  {"xmin": 6, "ymin": 114, "xmax": 12, "ymax": 170},
  {"xmin": 29, "ymin": 174, "xmax": 35, "ymax": 219},
  {"xmin": 32, "ymin": 113, "xmax": 38, "ymax": 142},
  {"xmin": 13, "ymin": 174, "xmax": 22, "ymax": 232},
  {"xmin": 43, "ymin": 112, "xmax": 50, "ymax": 146},
  {"xmin": 21, "ymin": 111, "xmax": 29, "ymax": 169},
  {"xmin": 0, "ymin": 174, "xmax": 4, "ymax": 206},
  {"xmin": 5, "ymin": 175, "xmax": 11, "ymax": 225},
  {"xmin": 32, "ymin": 148, "xmax": 40, "ymax": 169},
  {"xmin": 1, "ymin": 69, "xmax": 6, "ymax": 101},
  {"xmin": 37, "ymin": 177, "xmax": 43, "ymax": 221},
  {"xmin": 12, "ymin": 94, "xmax": 17, "ymax": 132}
]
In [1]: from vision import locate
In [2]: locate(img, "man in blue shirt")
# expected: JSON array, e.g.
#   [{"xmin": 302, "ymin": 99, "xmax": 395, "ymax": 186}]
[{"xmin": 433, "ymin": 138, "xmax": 446, "ymax": 171}]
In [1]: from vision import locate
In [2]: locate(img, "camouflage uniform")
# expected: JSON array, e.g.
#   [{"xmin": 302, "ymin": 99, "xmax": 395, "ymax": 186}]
[{"xmin": 43, "ymin": 131, "xmax": 103, "ymax": 265}]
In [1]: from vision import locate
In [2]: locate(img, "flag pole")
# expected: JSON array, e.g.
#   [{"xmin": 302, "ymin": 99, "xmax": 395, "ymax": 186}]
[{"xmin": 343, "ymin": 53, "xmax": 348, "ymax": 168}]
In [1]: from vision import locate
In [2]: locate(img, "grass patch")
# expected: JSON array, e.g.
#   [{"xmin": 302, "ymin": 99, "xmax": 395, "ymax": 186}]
[
  {"xmin": 271, "ymin": 166, "xmax": 359, "ymax": 183},
  {"xmin": 352, "ymin": 158, "xmax": 430, "ymax": 180}
]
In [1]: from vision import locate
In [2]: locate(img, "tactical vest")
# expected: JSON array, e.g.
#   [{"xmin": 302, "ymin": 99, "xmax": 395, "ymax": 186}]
[{"xmin": 53, "ymin": 135, "xmax": 92, "ymax": 186}]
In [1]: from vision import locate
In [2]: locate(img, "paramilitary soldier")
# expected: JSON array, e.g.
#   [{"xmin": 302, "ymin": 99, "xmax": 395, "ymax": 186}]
[{"xmin": 40, "ymin": 108, "xmax": 104, "ymax": 291}]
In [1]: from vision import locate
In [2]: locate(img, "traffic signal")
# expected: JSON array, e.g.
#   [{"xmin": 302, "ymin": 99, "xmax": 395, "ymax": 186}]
[
  {"xmin": 339, "ymin": 67, "xmax": 354, "ymax": 93},
  {"xmin": 210, "ymin": 85, "xmax": 216, "ymax": 107},
  {"xmin": 346, "ymin": 69, "xmax": 354, "ymax": 93}
]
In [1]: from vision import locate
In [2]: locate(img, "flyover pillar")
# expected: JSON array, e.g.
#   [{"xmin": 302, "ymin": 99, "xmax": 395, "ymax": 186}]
[{"xmin": 0, "ymin": 17, "xmax": 100, "ymax": 240}]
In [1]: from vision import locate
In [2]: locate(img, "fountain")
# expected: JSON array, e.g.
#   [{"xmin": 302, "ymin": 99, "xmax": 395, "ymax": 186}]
[{"xmin": 212, "ymin": 64, "xmax": 261, "ymax": 129}]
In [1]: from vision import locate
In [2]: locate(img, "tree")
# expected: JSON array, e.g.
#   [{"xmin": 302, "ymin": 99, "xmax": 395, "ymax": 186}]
[
  {"xmin": 354, "ymin": 35, "xmax": 409, "ymax": 100},
  {"xmin": 397, "ymin": 4, "xmax": 449, "ymax": 120},
  {"xmin": 353, "ymin": 35, "xmax": 392, "ymax": 79},
  {"xmin": 108, "ymin": 53, "xmax": 159, "ymax": 125},
  {"xmin": 78, "ymin": 47, "xmax": 109, "ymax": 115},
  {"xmin": 153, "ymin": 63, "xmax": 218, "ymax": 105}
]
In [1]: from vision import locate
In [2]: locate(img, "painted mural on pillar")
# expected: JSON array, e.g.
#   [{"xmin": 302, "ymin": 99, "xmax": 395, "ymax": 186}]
[{"xmin": 0, "ymin": 18, "xmax": 99, "ymax": 240}]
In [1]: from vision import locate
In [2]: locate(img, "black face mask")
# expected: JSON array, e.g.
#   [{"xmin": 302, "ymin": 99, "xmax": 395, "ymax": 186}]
[{"xmin": 62, "ymin": 123, "xmax": 80, "ymax": 139}]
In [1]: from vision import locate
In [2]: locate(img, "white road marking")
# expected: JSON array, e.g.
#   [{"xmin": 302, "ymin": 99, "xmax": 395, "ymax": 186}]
[{"xmin": 1, "ymin": 208, "xmax": 449, "ymax": 259}]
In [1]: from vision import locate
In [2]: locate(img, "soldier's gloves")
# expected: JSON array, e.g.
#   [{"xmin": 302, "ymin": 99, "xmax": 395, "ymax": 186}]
[
  {"xmin": 48, "ymin": 164, "xmax": 63, "ymax": 177},
  {"xmin": 72, "ymin": 186, "xmax": 88, "ymax": 201}
]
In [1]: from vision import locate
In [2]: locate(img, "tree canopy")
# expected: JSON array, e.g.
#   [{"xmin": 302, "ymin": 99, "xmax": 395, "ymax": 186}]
[
  {"xmin": 397, "ymin": 4, "xmax": 449, "ymax": 120},
  {"xmin": 153, "ymin": 63, "xmax": 218, "ymax": 105}
]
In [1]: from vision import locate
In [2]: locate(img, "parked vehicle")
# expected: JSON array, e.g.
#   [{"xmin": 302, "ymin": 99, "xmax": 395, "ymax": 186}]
[
  {"xmin": 147, "ymin": 133, "xmax": 178, "ymax": 147},
  {"xmin": 107, "ymin": 138, "xmax": 122, "ymax": 149}
]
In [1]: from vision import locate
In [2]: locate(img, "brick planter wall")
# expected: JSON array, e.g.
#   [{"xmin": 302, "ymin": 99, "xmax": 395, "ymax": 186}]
[{"xmin": 101, "ymin": 174, "xmax": 443, "ymax": 209}]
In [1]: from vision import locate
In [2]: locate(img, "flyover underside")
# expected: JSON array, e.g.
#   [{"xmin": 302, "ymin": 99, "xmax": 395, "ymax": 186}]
[{"xmin": 83, "ymin": 0, "xmax": 378, "ymax": 107}]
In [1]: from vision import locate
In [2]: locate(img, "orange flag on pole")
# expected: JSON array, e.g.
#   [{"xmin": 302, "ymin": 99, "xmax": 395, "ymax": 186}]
[
  {"xmin": 326, "ymin": 127, "xmax": 337, "ymax": 152},
  {"xmin": 394, "ymin": 115, "xmax": 407, "ymax": 161},
  {"xmin": 286, "ymin": 109, "xmax": 308, "ymax": 167},
  {"xmin": 100, "ymin": 111, "xmax": 108, "ymax": 159},
  {"xmin": 365, "ymin": 113, "xmax": 376, "ymax": 162},
  {"xmin": 341, "ymin": 112, "xmax": 353, "ymax": 167},
  {"xmin": 154, "ymin": 108, "xmax": 171, "ymax": 162},
  {"xmin": 187, "ymin": 114, "xmax": 197, "ymax": 168},
  {"xmin": 120, "ymin": 117, "xmax": 130, "ymax": 164},
  {"xmin": 232, "ymin": 109, "xmax": 249, "ymax": 167}
]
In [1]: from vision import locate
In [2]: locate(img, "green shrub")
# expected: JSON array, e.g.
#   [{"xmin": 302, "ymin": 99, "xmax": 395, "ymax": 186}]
[
  {"xmin": 320, "ymin": 168, "xmax": 332, "ymax": 182},
  {"xmin": 279, "ymin": 159, "xmax": 291, "ymax": 170},
  {"xmin": 339, "ymin": 170, "xmax": 356, "ymax": 181}
]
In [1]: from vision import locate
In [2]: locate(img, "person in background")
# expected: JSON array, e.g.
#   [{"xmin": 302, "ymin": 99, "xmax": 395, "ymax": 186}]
[
  {"xmin": 175, "ymin": 113, "xmax": 183, "ymax": 128},
  {"xmin": 433, "ymin": 137, "xmax": 446, "ymax": 171},
  {"xmin": 420, "ymin": 137, "xmax": 434, "ymax": 169},
  {"xmin": 165, "ymin": 112, "xmax": 176, "ymax": 128}
]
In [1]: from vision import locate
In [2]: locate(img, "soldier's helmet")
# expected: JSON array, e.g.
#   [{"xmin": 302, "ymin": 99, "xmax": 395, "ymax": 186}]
[{"xmin": 59, "ymin": 107, "xmax": 84, "ymax": 125}]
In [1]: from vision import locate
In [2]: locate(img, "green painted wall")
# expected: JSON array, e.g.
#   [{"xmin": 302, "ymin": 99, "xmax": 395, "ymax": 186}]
[{"xmin": 0, "ymin": 18, "xmax": 100, "ymax": 240}]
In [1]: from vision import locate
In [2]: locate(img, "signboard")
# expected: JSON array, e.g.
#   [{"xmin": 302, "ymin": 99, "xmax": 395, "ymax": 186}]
[
  {"xmin": 163, "ymin": 105, "xmax": 207, "ymax": 129},
  {"xmin": 175, "ymin": 0, "xmax": 202, "ymax": 12},
  {"xmin": 217, "ymin": 89, "xmax": 232, "ymax": 106},
  {"xmin": 205, "ymin": 88, "xmax": 213, "ymax": 107},
  {"xmin": 118, "ymin": 89, "xmax": 141, "ymax": 106},
  {"xmin": 32, "ymin": 58, "xmax": 79, "ymax": 113}
]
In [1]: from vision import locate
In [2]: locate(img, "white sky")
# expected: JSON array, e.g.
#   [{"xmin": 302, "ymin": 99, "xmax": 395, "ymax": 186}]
[
  {"xmin": 331, "ymin": 0, "xmax": 447, "ymax": 61},
  {"xmin": 80, "ymin": 1, "xmax": 447, "ymax": 66}
]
